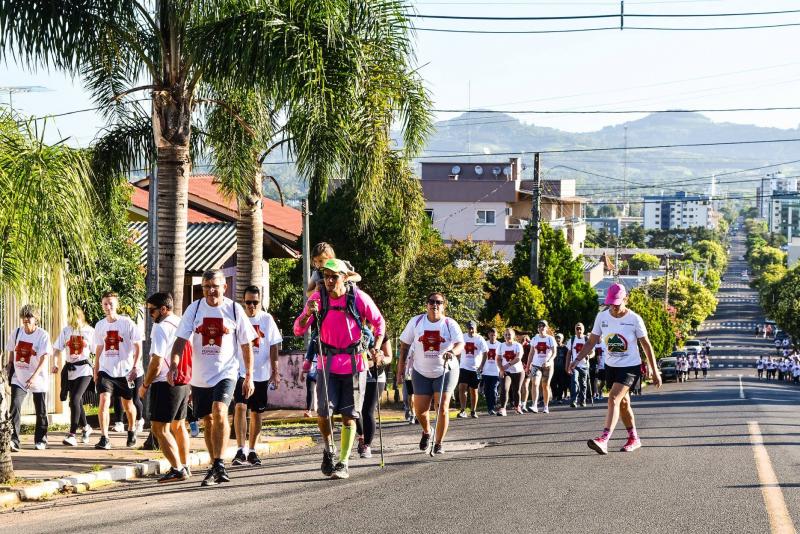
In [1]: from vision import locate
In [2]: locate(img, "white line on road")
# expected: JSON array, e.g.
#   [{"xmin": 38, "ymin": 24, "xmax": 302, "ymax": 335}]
[
  {"xmin": 748, "ymin": 421, "xmax": 796, "ymax": 534},
  {"xmin": 739, "ymin": 375, "xmax": 745, "ymax": 399}
]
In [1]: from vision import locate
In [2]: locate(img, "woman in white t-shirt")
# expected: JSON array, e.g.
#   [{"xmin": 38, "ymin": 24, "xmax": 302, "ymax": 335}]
[
  {"xmin": 497, "ymin": 328, "xmax": 524, "ymax": 416},
  {"xmin": 7, "ymin": 305, "xmax": 53, "ymax": 451},
  {"xmin": 398, "ymin": 292, "xmax": 465, "ymax": 454},
  {"xmin": 527, "ymin": 321, "xmax": 557, "ymax": 414},
  {"xmin": 756, "ymin": 356, "xmax": 765, "ymax": 380},
  {"xmin": 569, "ymin": 283, "xmax": 661, "ymax": 455},
  {"xmin": 54, "ymin": 307, "xmax": 95, "ymax": 446},
  {"xmin": 479, "ymin": 328, "xmax": 502, "ymax": 415}
]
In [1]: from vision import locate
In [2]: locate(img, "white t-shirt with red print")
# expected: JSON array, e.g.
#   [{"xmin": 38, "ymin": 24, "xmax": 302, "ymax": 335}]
[
  {"xmin": 460, "ymin": 333, "xmax": 487, "ymax": 372},
  {"xmin": 499, "ymin": 341, "xmax": 524, "ymax": 374},
  {"xmin": 400, "ymin": 314, "xmax": 464, "ymax": 379},
  {"xmin": 238, "ymin": 311, "xmax": 282, "ymax": 382},
  {"xmin": 94, "ymin": 316, "xmax": 143, "ymax": 378},
  {"xmin": 591, "ymin": 308, "xmax": 648, "ymax": 368},
  {"xmin": 149, "ymin": 315, "xmax": 180, "ymax": 383},
  {"xmin": 54, "ymin": 325, "xmax": 94, "ymax": 380},
  {"xmin": 530, "ymin": 334, "xmax": 556, "ymax": 367},
  {"xmin": 176, "ymin": 298, "xmax": 257, "ymax": 388},
  {"xmin": 482, "ymin": 341, "xmax": 501, "ymax": 376},
  {"xmin": 568, "ymin": 335, "xmax": 589, "ymax": 369},
  {"xmin": 8, "ymin": 327, "xmax": 52, "ymax": 393},
  {"xmin": 594, "ymin": 340, "xmax": 607, "ymax": 369}
]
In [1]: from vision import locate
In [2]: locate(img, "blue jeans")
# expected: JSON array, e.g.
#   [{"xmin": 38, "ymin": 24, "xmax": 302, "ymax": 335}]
[
  {"xmin": 482, "ymin": 375, "xmax": 500, "ymax": 412},
  {"xmin": 570, "ymin": 367, "xmax": 588, "ymax": 405}
]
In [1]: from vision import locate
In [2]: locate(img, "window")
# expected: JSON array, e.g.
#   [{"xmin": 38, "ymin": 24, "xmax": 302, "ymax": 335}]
[
  {"xmin": 424, "ymin": 209, "xmax": 434, "ymax": 221},
  {"xmin": 476, "ymin": 210, "xmax": 496, "ymax": 225}
]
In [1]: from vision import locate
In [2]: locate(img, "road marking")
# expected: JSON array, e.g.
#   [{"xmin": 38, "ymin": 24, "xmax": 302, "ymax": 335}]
[
  {"xmin": 739, "ymin": 375, "xmax": 745, "ymax": 399},
  {"xmin": 748, "ymin": 421, "xmax": 796, "ymax": 534}
]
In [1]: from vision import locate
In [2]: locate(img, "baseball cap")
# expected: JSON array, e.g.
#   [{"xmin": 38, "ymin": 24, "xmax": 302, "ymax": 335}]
[
  {"xmin": 537, "ymin": 320, "xmax": 548, "ymax": 328},
  {"xmin": 467, "ymin": 320, "xmax": 477, "ymax": 328},
  {"xmin": 604, "ymin": 282, "xmax": 627, "ymax": 305},
  {"xmin": 322, "ymin": 258, "xmax": 349, "ymax": 275}
]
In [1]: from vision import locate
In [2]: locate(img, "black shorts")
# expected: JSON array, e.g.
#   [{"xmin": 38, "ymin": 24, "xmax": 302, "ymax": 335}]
[
  {"xmin": 405, "ymin": 378, "xmax": 414, "ymax": 396},
  {"xmin": 191, "ymin": 378, "xmax": 236, "ymax": 419},
  {"xmin": 149, "ymin": 382, "xmax": 189, "ymax": 423},
  {"xmin": 96, "ymin": 371, "xmax": 133, "ymax": 400},
  {"xmin": 233, "ymin": 376, "xmax": 269, "ymax": 413},
  {"xmin": 605, "ymin": 364, "xmax": 642, "ymax": 389},
  {"xmin": 597, "ymin": 369, "xmax": 606, "ymax": 381},
  {"xmin": 458, "ymin": 369, "xmax": 480, "ymax": 389},
  {"xmin": 316, "ymin": 371, "xmax": 366, "ymax": 418}
]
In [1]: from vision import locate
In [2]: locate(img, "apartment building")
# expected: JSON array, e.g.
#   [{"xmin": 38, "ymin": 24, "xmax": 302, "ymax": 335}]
[
  {"xmin": 768, "ymin": 192, "xmax": 800, "ymax": 240},
  {"xmin": 643, "ymin": 191, "xmax": 716, "ymax": 231},
  {"xmin": 586, "ymin": 216, "xmax": 644, "ymax": 236},
  {"xmin": 421, "ymin": 158, "xmax": 586, "ymax": 258}
]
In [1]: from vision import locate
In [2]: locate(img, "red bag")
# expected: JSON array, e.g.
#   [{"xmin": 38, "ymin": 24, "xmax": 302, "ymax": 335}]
[{"xmin": 174, "ymin": 341, "xmax": 193, "ymax": 385}]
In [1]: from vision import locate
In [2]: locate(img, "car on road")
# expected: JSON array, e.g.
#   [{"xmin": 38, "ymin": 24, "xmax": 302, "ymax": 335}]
[
  {"xmin": 741, "ymin": 271, "xmax": 749, "ymax": 281},
  {"xmin": 659, "ymin": 356, "xmax": 679, "ymax": 382},
  {"xmin": 684, "ymin": 340, "xmax": 702, "ymax": 356}
]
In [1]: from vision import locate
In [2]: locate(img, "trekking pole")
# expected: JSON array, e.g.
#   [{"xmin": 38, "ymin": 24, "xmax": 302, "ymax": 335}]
[
  {"xmin": 430, "ymin": 359, "xmax": 449, "ymax": 457},
  {"xmin": 376, "ymin": 364, "xmax": 385, "ymax": 468},
  {"xmin": 313, "ymin": 312, "xmax": 336, "ymax": 455}
]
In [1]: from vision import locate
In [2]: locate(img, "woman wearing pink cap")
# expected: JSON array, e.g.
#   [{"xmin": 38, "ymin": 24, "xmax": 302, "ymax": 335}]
[{"xmin": 569, "ymin": 282, "xmax": 661, "ymax": 454}]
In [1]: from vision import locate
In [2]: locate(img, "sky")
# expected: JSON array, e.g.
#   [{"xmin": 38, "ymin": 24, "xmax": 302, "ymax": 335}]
[{"xmin": 3, "ymin": 0, "xmax": 800, "ymax": 147}]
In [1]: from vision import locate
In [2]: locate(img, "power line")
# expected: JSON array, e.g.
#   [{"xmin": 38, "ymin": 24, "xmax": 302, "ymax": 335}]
[
  {"xmin": 409, "ymin": 8, "xmax": 800, "ymax": 20},
  {"xmin": 433, "ymin": 106, "xmax": 800, "ymax": 115},
  {"xmin": 414, "ymin": 21, "xmax": 800, "ymax": 33}
]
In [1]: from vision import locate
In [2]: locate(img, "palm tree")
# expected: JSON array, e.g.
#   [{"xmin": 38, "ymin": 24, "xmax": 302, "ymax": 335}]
[
  {"xmin": 1, "ymin": 0, "xmax": 431, "ymax": 312},
  {"xmin": 0, "ymin": 112, "xmax": 100, "ymax": 483}
]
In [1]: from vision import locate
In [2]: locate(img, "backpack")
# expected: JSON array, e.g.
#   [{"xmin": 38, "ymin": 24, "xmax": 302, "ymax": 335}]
[
  {"xmin": 176, "ymin": 299, "xmax": 238, "ymax": 385},
  {"xmin": 317, "ymin": 283, "xmax": 375, "ymax": 355}
]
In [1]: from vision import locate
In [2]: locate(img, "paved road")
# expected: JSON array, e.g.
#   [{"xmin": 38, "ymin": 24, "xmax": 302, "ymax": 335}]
[{"xmin": 4, "ymin": 235, "xmax": 800, "ymax": 533}]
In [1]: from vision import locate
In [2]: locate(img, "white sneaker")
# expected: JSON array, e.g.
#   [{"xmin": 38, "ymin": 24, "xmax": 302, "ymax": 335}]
[
  {"xmin": 543, "ymin": 406, "xmax": 549, "ymax": 414},
  {"xmin": 63, "ymin": 434, "xmax": 78, "ymax": 447},
  {"xmin": 82, "ymin": 425, "xmax": 93, "ymax": 444},
  {"xmin": 34, "ymin": 441, "xmax": 47, "ymax": 450},
  {"xmin": 531, "ymin": 405, "xmax": 539, "ymax": 413},
  {"xmin": 112, "ymin": 422, "xmax": 125, "ymax": 433},
  {"xmin": 136, "ymin": 419, "xmax": 145, "ymax": 433}
]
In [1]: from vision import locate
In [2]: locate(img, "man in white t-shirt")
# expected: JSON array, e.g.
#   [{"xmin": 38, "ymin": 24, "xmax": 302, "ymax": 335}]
[
  {"xmin": 170, "ymin": 269, "xmax": 257, "ymax": 487},
  {"xmin": 567, "ymin": 322, "xmax": 590, "ymax": 408},
  {"xmin": 457, "ymin": 320, "xmax": 487, "ymax": 419},
  {"xmin": 232, "ymin": 285, "xmax": 282, "ymax": 467},
  {"xmin": 93, "ymin": 291, "xmax": 143, "ymax": 450},
  {"xmin": 139, "ymin": 292, "xmax": 190, "ymax": 483},
  {"xmin": 7, "ymin": 305, "xmax": 53, "ymax": 451}
]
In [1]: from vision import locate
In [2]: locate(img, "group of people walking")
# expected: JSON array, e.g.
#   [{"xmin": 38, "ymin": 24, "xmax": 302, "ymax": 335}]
[
  {"xmin": 756, "ymin": 354, "xmax": 800, "ymax": 382},
  {"xmin": 5, "ymin": 240, "xmax": 663, "ymax": 486},
  {"xmin": 675, "ymin": 353, "xmax": 711, "ymax": 381}
]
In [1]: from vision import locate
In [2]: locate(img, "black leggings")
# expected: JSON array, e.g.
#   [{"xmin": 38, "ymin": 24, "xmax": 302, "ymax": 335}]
[
  {"xmin": 113, "ymin": 376, "xmax": 143, "ymax": 423},
  {"xmin": 306, "ymin": 376, "xmax": 317, "ymax": 411},
  {"xmin": 68, "ymin": 376, "xmax": 92, "ymax": 434},
  {"xmin": 355, "ymin": 381, "xmax": 385, "ymax": 446}
]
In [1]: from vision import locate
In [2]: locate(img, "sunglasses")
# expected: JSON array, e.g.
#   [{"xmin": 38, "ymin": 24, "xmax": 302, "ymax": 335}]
[
  {"xmin": 244, "ymin": 300, "xmax": 260, "ymax": 306},
  {"xmin": 323, "ymin": 273, "xmax": 341, "ymax": 281},
  {"xmin": 146, "ymin": 306, "xmax": 158, "ymax": 315}
]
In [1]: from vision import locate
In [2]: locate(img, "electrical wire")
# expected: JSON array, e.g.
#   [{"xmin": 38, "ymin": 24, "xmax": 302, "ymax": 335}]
[
  {"xmin": 413, "ymin": 22, "xmax": 800, "ymax": 33},
  {"xmin": 433, "ymin": 106, "xmax": 800, "ymax": 115}
]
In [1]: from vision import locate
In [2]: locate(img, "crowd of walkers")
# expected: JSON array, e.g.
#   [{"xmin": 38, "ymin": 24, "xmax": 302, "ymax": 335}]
[{"xmin": 5, "ymin": 241, "xmax": 663, "ymax": 486}]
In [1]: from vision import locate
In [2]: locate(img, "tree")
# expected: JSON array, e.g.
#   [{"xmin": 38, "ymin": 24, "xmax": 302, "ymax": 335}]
[
  {"xmin": 628, "ymin": 253, "xmax": 660, "ymax": 272},
  {"xmin": 692, "ymin": 240, "xmax": 727, "ymax": 272},
  {"xmin": 619, "ymin": 223, "xmax": 646, "ymax": 248},
  {"xmin": 646, "ymin": 274, "xmax": 717, "ymax": 332},
  {"xmin": 597, "ymin": 204, "xmax": 620, "ymax": 217},
  {"xmin": 266, "ymin": 258, "xmax": 304, "ymax": 346},
  {"xmin": 749, "ymin": 246, "xmax": 786, "ymax": 277},
  {"xmin": 627, "ymin": 289, "xmax": 677, "ymax": 358},
  {"xmin": 2, "ymin": 1, "xmax": 430, "ymax": 311},
  {"xmin": 0, "ymin": 113, "xmax": 101, "ymax": 483},
  {"xmin": 772, "ymin": 266, "xmax": 800, "ymax": 344},
  {"xmin": 505, "ymin": 277, "xmax": 548, "ymax": 333},
  {"xmin": 756, "ymin": 263, "xmax": 787, "ymax": 317}
]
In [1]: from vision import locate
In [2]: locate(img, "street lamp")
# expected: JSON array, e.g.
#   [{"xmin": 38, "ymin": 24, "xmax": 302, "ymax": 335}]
[{"xmin": 0, "ymin": 85, "xmax": 50, "ymax": 111}]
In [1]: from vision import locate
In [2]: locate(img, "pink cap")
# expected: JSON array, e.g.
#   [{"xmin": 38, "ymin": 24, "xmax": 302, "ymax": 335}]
[{"xmin": 604, "ymin": 283, "xmax": 627, "ymax": 305}]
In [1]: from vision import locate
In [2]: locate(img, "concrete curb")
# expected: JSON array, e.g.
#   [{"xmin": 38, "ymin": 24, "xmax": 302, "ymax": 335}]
[{"xmin": 1, "ymin": 436, "xmax": 313, "ymax": 506}]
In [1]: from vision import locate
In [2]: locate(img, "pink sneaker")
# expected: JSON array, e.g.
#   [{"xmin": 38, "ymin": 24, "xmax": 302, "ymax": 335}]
[
  {"xmin": 515, "ymin": 405, "xmax": 523, "ymax": 414},
  {"xmin": 587, "ymin": 438, "xmax": 608, "ymax": 455},
  {"xmin": 620, "ymin": 437, "xmax": 642, "ymax": 452}
]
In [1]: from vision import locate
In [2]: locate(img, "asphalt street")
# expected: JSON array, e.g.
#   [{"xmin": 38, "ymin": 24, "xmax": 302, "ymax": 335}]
[{"xmin": 4, "ymin": 234, "xmax": 799, "ymax": 534}]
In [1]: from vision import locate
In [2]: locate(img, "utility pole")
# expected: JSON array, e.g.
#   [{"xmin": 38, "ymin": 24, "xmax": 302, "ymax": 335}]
[
  {"xmin": 302, "ymin": 199, "xmax": 312, "ymax": 344},
  {"xmin": 664, "ymin": 253, "xmax": 670, "ymax": 306},
  {"xmin": 530, "ymin": 153, "xmax": 541, "ymax": 286}
]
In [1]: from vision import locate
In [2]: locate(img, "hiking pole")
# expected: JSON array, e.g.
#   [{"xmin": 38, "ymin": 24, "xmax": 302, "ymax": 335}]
[
  {"xmin": 313, "ymin": 311, "xmax": 336, "ymax": 456},
  {"xmin": 430, "ymin": 359, "xmax": 449, "ymax": 457},
  {"xmin": 376, "ymin": 363, "xmax": 385, "ymax": 468}
]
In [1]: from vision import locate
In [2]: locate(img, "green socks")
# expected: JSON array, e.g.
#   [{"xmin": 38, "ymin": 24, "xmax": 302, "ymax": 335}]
[{"xmin": 339, "ymin": 425, "xmax": 355, "ymax": 464}]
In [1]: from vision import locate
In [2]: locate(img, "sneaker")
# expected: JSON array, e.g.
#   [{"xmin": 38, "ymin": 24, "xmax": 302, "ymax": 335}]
[
  {"xmin": 135, "ymin": 419, "xmax": 145, "ymax": 433},
  {"xmin": 587, "ymin": 438, "xmax": 609, "ymax": 455},
  {"xmin": 81, "ymin": 425, "xmax": 93, "ymax": 444},
  {"xmin": 62, "ymin": 434, "xmax": 78, "ymax": 447},
  {"xmin": 542, "ymin": 406, "xmax": 549, "ymax": 414},
  {"xmin": 201, "ymin": 467, "xmax": 218, "ymax": 487},
  {"xmin": 498, "ymin": 408, "xmax": 507, "ymax": 417},
  {"xmin": 183, "ymin": 466, "xmax": 193, "ymax": 478},
  {"xmin": 158, "ymin": 467, "xmax": 187, "ymax": 483},
  {"xmin": 189, "ymin": 421, "xmax": 200, "ymax": 438},
  {"xmin": 419, "ymin": 432, "xmax": 431, "ymax": 451},
  {"xmin": 530, "ymin": 405, "xmax": 539, "ymax": 414},
  {"xmin": 232, "ymin": 448, "xmax": 247, "ymax": 466},
  {"xmin": 95, "ymin": 436, "xmax": 111, "ymax": 450},
  {"xmin": 34, "ymin": 441, "xmax": 46, "ymax": 450},
  {"xmin": 360, "ymin": 446, "xmax": 372, "ymax": 459},
  {"xmin": 331, "ymin": 462, "xmax": 349, "ymax": 479},
  {"xmin": 488, "ymin": 410, "xmax": 496, "ymax": 416},
  {"xmin": 303, "ymin": 410, "xmax": 312, "ymax": 418},
  {"xmin": 10, "ymin": 441, "xmax": 20, "ymax": 452},
  {"xmin": 457, "ymin": 410, "xmax": 467, "ymax": 419},
  {"xmin": 321, "ymin": 450, "xmax": 335, "ymax": 476},
  {"xmin": 579, "ymin": 402, "xmax": 586, "ymax": 407},
  {"xmin": 126, "ymin": 431, "xmax": 137, "ymax": 448},
  {"xmin": 570, "ymin": 402, "xmax": 577, "ymax": 408},
  {"xmin": 215, "ymin": 463, "xmax": 231, "ymax": 483},
  {"xmin": 515, "ymin": 406, "xmax": 523, "ymax": 414},
  {"xmin": 620, "ymin": 437, "xmax": 642, "ymax": 453},
  {"xmin": 433, "ymin": 443, "xmax": 444, "ymax": 454},
  {"xmin": 470, "ymin": 411, "xmax": 479, "ymax": 419},
  {"xmin": 356, "ymin": 436, "xmax": 366, "ymax": 455},
  {"xmin": 112, "ymin": 422, "xmax": 124, "ymax": 433},
  {"xmin": 247, "ymin": 451, "xmax": 262, "ymax": 466},
  {"xmin": 520, "ymin": 405, "xmax": 528, "ymax": 413}
]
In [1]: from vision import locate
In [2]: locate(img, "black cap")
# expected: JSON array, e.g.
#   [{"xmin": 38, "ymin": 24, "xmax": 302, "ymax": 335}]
[{"xmin": 467, "ymin": 320, "xmax": 477, "ymax": 328}]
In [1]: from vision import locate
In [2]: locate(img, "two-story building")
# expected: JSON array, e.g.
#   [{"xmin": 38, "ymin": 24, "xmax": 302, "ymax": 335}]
[{"xmin": 421, "ymin": 158, "xmax": 586, "ymax": 258}]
